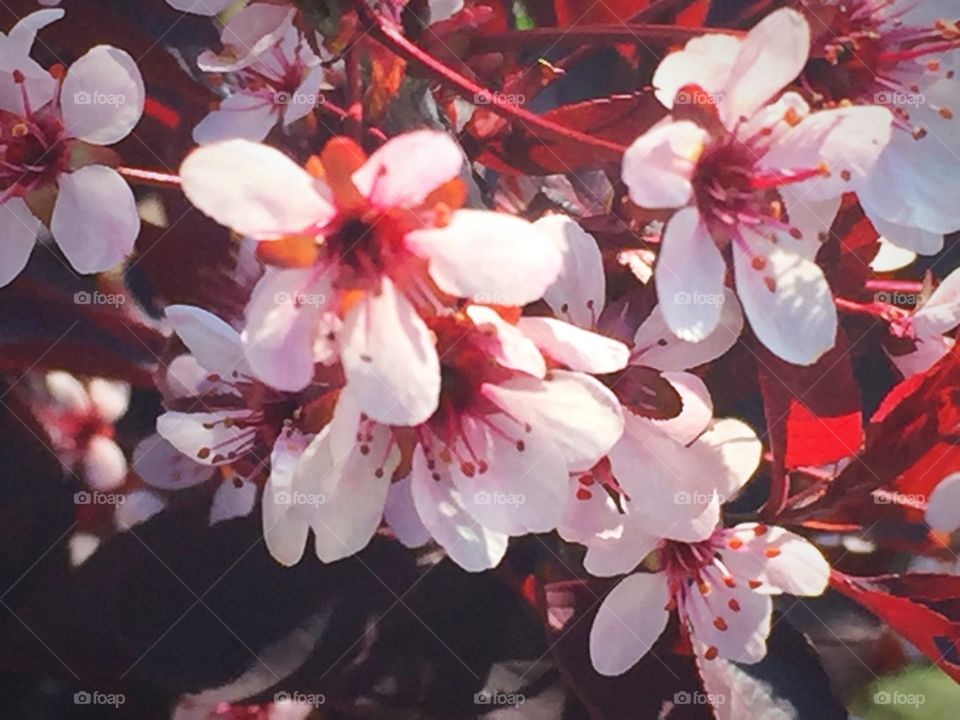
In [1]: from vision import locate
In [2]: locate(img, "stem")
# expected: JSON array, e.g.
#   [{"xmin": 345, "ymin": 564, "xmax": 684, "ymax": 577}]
[
  {"xmin": 468, "ymin": 24, "xmax": 740, "ymax": 54},
  {"xmin": 344, "ymin": 43, "xmax": 364, "ymax": 142},
  {"xmin": 318, "ymin": 99, "xmax": 387, "ymax": 143},
  {"xmin": 117, "ymin": 166, "xmax": 181, "ymax": 189},
  {"xmin": 353, "ymin": 3, "xmax": 627, "ymax": 156},
  {"xmin": 761, "ymin": 455, "xmax": 789, "ymax": 521}
]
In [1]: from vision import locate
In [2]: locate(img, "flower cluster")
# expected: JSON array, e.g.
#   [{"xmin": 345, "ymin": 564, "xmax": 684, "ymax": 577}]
[{"xmin": 5, "ymin": 0, "xmax": 960, "ymax": 711}]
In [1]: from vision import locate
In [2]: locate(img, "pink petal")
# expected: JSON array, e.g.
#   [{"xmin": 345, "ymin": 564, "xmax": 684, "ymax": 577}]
[
  {"xmin": 685, "ymin": 565, "xmax": 771, "ymax": 663},
  {"xmin": 340, "ymin": 278, "xmax": 440, "ymax": 426},
  {"xmin": 352, "ymin": 130, "xmax": 462, "ymax": 209},
  {"xmin": 465, "ymin": 306, "xmax": 546, "ymax": 378},
  {"xmin": 132, "ymin": 434, "xmax": 213, "ymax": 491},
  {"xmin": 156, "ymin": 409, "xmax": 253, "ymax": 466},
  {"xmin": 536, "ymin": 214, "xmax": 605, "ymax": 326},
  {"xmin": 589, "ymin": 572, "xmax": 670, "ymax": 676},
  {"xmin": 61, "ymin": 46, "xmax": 145, "ymax": 145},
  {"xmin": 582, "ymin": 525, "xmax": 661, "ymax": 578},
  {"xmin": 45, "ymin": 371, "xmax": 90, "ymax": 412},
  {"xmin": 192, "ymin": 94, "xmax": 278, "ymax": 145},
  {"xmin": 262, "ymin": 431, "xmax": 313, "ymax": 566},
  {"xmin": 720, "ymin": 524, "xmax": 830, "ymax": 596},
  {"xmin": 656, "ymin": 207, "xmax": 726, "ymax": 342},
  {"xmin": 926, "ymin": 472, "xmax": 960, "ymax": 533},
  {"xmin": 166, "ymin": 304, "xmax": 250, "ymax": 380},
  {"xmin": 653, "ymin": 34, "xmax": 741, "ymax": 109},
  {"xmin": 52, "ymin": 166, "xmax": 139, "ymax": 274},
  {"xmin": 517, "ymin": 316, "xmax": 629, "ymax": 374},
  {"xmin": 210, "ymin": 477, "xmax": 257, "ymax": 525},
  {"xmin": 166, "ymin": 0, "xmax": 235, "ymax": 15},
  {"xmin": 915, "ymin": 268, "xmax": 960, "ymax": 336},
  {"xmin": 87, "ymin": 378, "xmax": 130, "ymax": 423},
  {"xmin": 0, "ymin": 198, "xmax": 39, "ymax": 287},
  {"xmin": 83, "ymin": 436, "xmax": 127, "ymax": 492},
  {"xmin": 384, "ymin": 474, "xmax": 431, "ymax": 548},
  {"xmin": 622, "ymin": 120, "xmax": 707, "ymax": 208},
  {"xmin": 407, "ymin": 209, "xmax": 563, "ymax": 305},
  {"xmin": 180, "ymin": 140, "xmax": 334, "ymax": 238},
  {"xmin": 650, "ymin": 371, "xmax": 712, "ymax": 445},
  {"xmin": 697, "ymin": 418, "xmax": 762, "ymax": 501},
  {"xmin": 115, "ymin": 489, "xmax": 166, "ymax": 531}
]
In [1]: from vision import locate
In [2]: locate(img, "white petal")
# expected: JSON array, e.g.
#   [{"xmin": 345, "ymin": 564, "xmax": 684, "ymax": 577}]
[
  {"xmin": 450, "ymin": 413, "xmax": 569, "ymax": 535},
  {"xmin": 589, "ymin": 572, "xmax": 670, "ymax": 676},
  {"xmin": 242, "ymin": 269, "xmax": 328, "ymax": 392},
  {"xmin": 384, "ymin": 474, "xmax": 431, "ymax": 548},
  {"xmin": 650, "ymin": 371, "xmax": 713, "ymax": 445},
  {"xmin": 7, "ymin": 9, "xmax": 64, "ymax": 57},
  {"xmin": 340, "ymin": 278, "xmax": 440, "ymax": 426},
  {"xmin": 192, "ymin": 95, "xmax": 278, "ymax": 145},
  {"xmin": 697, "ymin": 418, "xmax": 762, "ymax": 501},
  {"xmin": 429, "ymin": 0, "xmax": 464, "ymax": 23},
  {"xmin": 870, "ymin": 237, "xmax": 917, "ymax": 272},
  {"xmin": 166, "ymin": 0, "xmax": 235, "ymax": 14},
  {"xmin": 760, "ymin": 105, "xmax": 893, "ymax": 202},
  {"xmin": 632, "ymin": 289, "xmax": 744, "ymax": 371},
  {"xmin": 870, "ymin": 215, "xmax": 942, "ymax": 257},
  {"xmin": 45, "ymin": 371, "xmax": 90, "ymax": 412},
  {"xmin": 61, "ymin": 46, "xmax": 144, "ymax": 145},
  {"xmin": 87, "ymin": 378, "xmax": 130, "ymax": 423},
  {"xmin": 83, "ymin": 436, "xmax": 127, "ymax": 492},
  {"xmin": 52, "ymin": 166, "xmax": 139, "ymax": 274},
  {"xmin": 180, "ymin": 140, "xmax": 334, "ymax": 238},
  {"xmin": 485, "ymin": 370, "xmax": 624, "ymax": 472},
  {"xmin": 536, "ymin": 214, "xmax": 605, "ymax": 326},
  {"xmin": 926, "ymin": 472, "xmax": 960, "ymax": 533},
  {"xmin": 262, "ymin": 431, "xmax": 313, "ymax": 566},
  {"xmin": 653, "ymin": 34, "xmax": 742, "ymax": 109},
  {"xmin": 656, "ymin": 207, "xmax": 727, "ymax": 342},
  {"xmin": 407, "ymin": 209, "xmax": 563, "ymax": 306},
  {"xmin": 132, "ymin": 434, "xmax": 212, "ymax": 490},
  {"xmin": 733, "ymin": 232, "xmax": 837, "ymax": 365},
  {"xmin": 210, "ymin": 477, "xmax": 257, "ymax": 525},
  {"xmin": 720, "ymin": 8, "xmax": 810, "ymax": 128},
  {"xmin": 582, "ymin": 525, "xmax": 661, "ymax": 578},
  {"xmin": 156, "ymin": 409, "xmax": 253, "ymax": 466},
  {"xmin": 915, "ymin": 268, "xmax": 960, "ymax": 336},
  {"xmin": 352, "ymin": 129, "xmax": 462, "ymax": 209},
  {"xmin": 685, "ymin": 565, "xmax": 771, "ymax": 663},
  {"xmin": 720, "ymin": 524, "xmax": 830, "ymax": 596},
  {"xmin": 517, "ymin": 317, "xmax": 629, "ymax": 374},
  {"xmin": 166, "ymin": 304, "xmax": 250, "ymax": 379},
  {"xmin": 115, "ymin": 489, "xmax": 166, "ymax": 531},
  {"xmin": 410, "ymin": 447, "xmax": 508, "ymax": 572},
  {"xmin": 0, "ymin": 198, "xmax": 39, "ymax": 287},
  {"xmin": 622, "ymin": 120, "xmax": 707, "ymax": 208},
  {"xmin": 465, "ymin": 306, "xmax": 546, "ymax": 378}
]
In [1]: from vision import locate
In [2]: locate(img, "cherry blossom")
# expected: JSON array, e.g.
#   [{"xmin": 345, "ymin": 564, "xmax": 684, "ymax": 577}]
[
  {"xmin": 0, "ymin": 9, "xmax": 144, "ymax": 286},
  {"xmin": 589, "ymin": 522, "xmax": 830, "ymax": 675},
  {"xmin": 802, "ymin": 0, "xmax": 960, "ymax": 254},
  {"xmin": 887, "ymin": 268, "xmax": 960, "ymax": 377},
  {"xmin": 37, "ymin": 370, "xmax": 130, "ymax": 491},
  {"xmin": 270, "ymin": 305, "xmax": 625, "ymax": 570},
  {"xmin": 180, "ymin": 131, "xmax": 562, "ymax": 426},
  {"xmin": 192, "ymin": 5, "xmax": 331, "ymax": 144},
  {"xmin": 165, "ymin": 0, "xmax": 244, "ymax": 16},
  {"xmin": 926, "ymin": 471, "xmax": 960, "ymax": 533},
  {"xmin": 629, "ymin": 8, "xmax": 892, "ymax": 365}
]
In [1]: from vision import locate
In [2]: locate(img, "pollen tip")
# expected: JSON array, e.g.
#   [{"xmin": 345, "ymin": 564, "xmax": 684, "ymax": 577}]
[
  {"xmin": 11, "ymin": 69, "xmax": 24, "ymax": 84},
  {"xmin": 704, "ymin": 646, "xmax": 719, "ymax": 660},
  {"xmin": 765, "ymin": 547, "xmax": 781, "ymax": 558},
  {"xmin": 728, "ymin": 538, "xmax": 744, "ymax": 550},
  {"xmin": 728, "ymin": 598, "xmax": 741, "ymax": 612},
  {"xmin": 748, "ymin": 579, "xmax": 762, "ymax": 589},
  {"xmin": 713, "ymin": 617, "xmax": 728, "ymax": 631}
]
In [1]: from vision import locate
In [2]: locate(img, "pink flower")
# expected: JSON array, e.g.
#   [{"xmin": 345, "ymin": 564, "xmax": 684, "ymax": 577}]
[
  {"xmin": 38, "ymin": 370, "xmax": 130, "ymax": 492},
  {"xmin": 0, "ymin": 10, "xmax": 144, "ymax": 286},
  {"xmin": 180, "ymin": 131, "xmax": 562, "ymax": 426},
  {"xmin": 589, "ymin": 523, "xmax": 830, "ymax": 675},
  {"xmin": 269, "ymin": 307, "xmax": 624, "ymax": 570},
  {"xmin": 192, "ymin": 5, "xmax": 330, "ymax": 144},
  {"xmin": 802, "ymin": 0, "xmax": 960, "ymax": 254},
  {"xmin": 166, "ymin": 0, "xmax": 243, "ymax": 16},
  {"xmin": 626, "ymin": 8, "xmax": 892, "ymax": 365},
  {"xmin": 887, "ymin": 268, "xmax": 960, "ymax": 377}
]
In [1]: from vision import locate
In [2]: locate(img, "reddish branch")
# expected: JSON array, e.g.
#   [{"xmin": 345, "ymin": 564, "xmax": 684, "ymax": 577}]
[
  {"xmin": 353, "ymin": 2, "xmax": 628, "ymax": 155},
  {"xmin": 468, "ymin": 24, "xmax": 741, "ymax": 54}
]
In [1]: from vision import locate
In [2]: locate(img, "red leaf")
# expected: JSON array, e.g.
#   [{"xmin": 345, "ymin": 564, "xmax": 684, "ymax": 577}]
[
  {"xmin": 758, "ymin": 332, "xmax": 863, "ymax": 470},
  {"xmin": 832, "ymin": 571, "xmax": 960, "ymax": 682},
  {"xmin": 552, "ymin": 0, "xmax": 710, "ymax": 29}
]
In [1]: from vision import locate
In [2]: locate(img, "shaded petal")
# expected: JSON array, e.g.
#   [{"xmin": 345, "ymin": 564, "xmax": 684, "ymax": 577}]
[
  {"xmin": 384, "ymin": 474, "xmax": 431, "ymax": 548},
  {"xmin": 685, "ymin": 565, "xmax": 771, "ymax": 663},
  {"xmin": 180, "ymin": 140, "xmax": 334, "ymax": 238},
  {"xmin": 0, "ymin": 198, "xmax": 39, "ymax": 287},
  {"xmin": 83, "ymin": 436, "xmax": 127, "ymax": 492},
  {"xmin": 61, "ymin": 46, "xmax": 144, "ymax": 145},
  {"xmin": 517, "ymin": 316, "xmax": 629, "ymax": 374},
  {"xmin": 166, "ymin": 304, "xmax": 250, "ymax": 379},
  {"xmin": 340, "ymin": 278, "xmax": 440, "ymax": 426},
  {"xmin": 536, "ymin": 214, "xmax": 605, "ymax": 326},
  {"xmin": 926, "ymin": 472, "xmax": 960, "ymax": 533},
  {"xmin": 656, "ymin": 207, "xmax": 726, "ymax": 342},
  {"xmin": 87, "ymin": 378, "xmax": 130, "ymax": 423},
  {"xmin": 352, "ymin": 130, "xmax": 462, "ymax": 209},
  {"xmin": 720, "ymin": 523, "xmax": 830, "ymax": 596},
  {"xmin": 733, "ymin": 232, "xmax": 837, "ymax": 365},
  {"xmin": 869, "ymin": 212, "xmax": 943, "ymax": 256},
  {"xmin": 589, "ymin": 572, "xmax": 670, "ymax": 676},
  {"xmin": 132, "ymin": 433, "xmax": 212, "ymax": 490},
  {"xmin": 166, "ymin": 0, "xmax": 235, "ymax": 15},
  {"xmin": 210, "ymin": 477, "xmax": 257, "ymax": 525},
  {"xmin": 583, "ymin": 525, "xmax": 661, "ymax": 578},
  {"xmin": 485, "ymin": 370, "xmax": 624, "ymax": 472},
  {"xmin": 697, "ymin": 418, "xmax": 762, "ymax": 501},
  {"xmin": 650, "ymin": 371, "xmax": 713, "ymax": 445},
  {"xmin": 156, "ymin": 409, "xmax": 254, "ymax": 466},
  {"xmin": 466, "ymin": 306, "xmax": 546, "ymax": 378},
  {"xmin": 632, "ymin": 289, "xmax": 744, "ymax": 371},
  {"xmin": 622, "ymin": 120, "xmax": 707, "ymax": 208},
  {"xmin": 915, "ymin": 268, "xmax": 960, "ymax": 335},
  {"xmin": 262, "ymin": 431, "xmax": 313, "ymax": 566},
  {"xmin": 192, "ymin": 94, "xmax": 278, "ymax": 145},
  {"xmin": 52, "ymin": 166, "xmax": 139, "ymax": 274},
  {"xmin": 408, "ymin": 209, "xmax": 563, "ymax": 305},
  {"xmin": 653, "ymin": 34, "xmax": 741, "ymax": 109},
  {"xmin": 115, "ymin": 489, "xmax": 166, "ymax": 530},
  {"xmin": 410, "ymin": 447, "xmax": 508, "ymax": 572}
]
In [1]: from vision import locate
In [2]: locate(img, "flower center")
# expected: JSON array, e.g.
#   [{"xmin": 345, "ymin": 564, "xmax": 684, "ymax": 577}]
[{"xmin": 0, "ymin": 109, "xmax": 67, "ymax": 201}]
